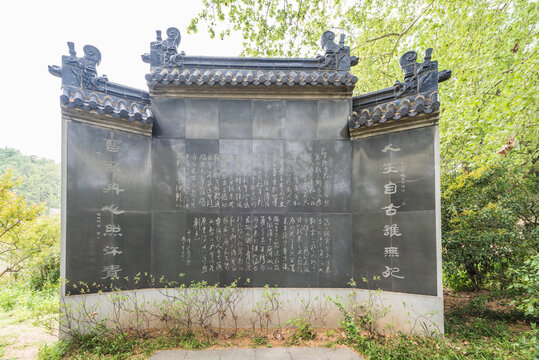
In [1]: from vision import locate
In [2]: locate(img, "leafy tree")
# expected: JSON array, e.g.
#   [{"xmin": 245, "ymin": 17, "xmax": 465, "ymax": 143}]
[
  {"xmin": 189, "ymin": 0, "xmax": 539, "ymax": 290},
  {"xmin": 509, "ymin": 254, "xmax": 539, "ymax": 318},
  {"xmin": 442, "ymin": 154, "xmax": 538, "ymax": 290},
  {"xmin": 0, "ymin": 147, "xmax": 60, "ymax": 209},
  {"xmin": 0, "ymin": 170, "xmax": 60, "ymax": 280},
  {"xmin": 189, "ymin": 0, "xmax": 538, "ymax": 166}
]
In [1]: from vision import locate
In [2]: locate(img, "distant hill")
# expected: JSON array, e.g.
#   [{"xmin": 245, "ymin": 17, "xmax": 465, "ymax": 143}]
[{"xmin": 0, "ymin": 147, "xmax": 60, "ymax": 209}]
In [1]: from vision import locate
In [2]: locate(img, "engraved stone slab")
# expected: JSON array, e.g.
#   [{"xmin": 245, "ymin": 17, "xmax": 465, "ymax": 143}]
[
  {"xmin": 351, "ymin": 126, "xmax": 437, "ymax": 296},
  {"xmin": 65, "ymin": 122, "xmax": 152, "ymax": 294},
  {"xmin": 65, "ymin": 99, "xmax": 438, "ymax": 296},
  {"xmin": 150, "ymin": 99, "xmax": 354, "ymax": 289}
]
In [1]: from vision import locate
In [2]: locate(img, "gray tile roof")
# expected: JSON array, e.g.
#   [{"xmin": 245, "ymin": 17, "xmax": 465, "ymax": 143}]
[
  {"xmin": 348, "ymin": 91, "xmax": 440, "ymax": 129},
  {"xmin": 145, "ymin": 68, "xmax": 358, "ymax": 87},
  {"xmin": 349, "ymin": 48, "xmax": 450, "ymax": 131},
  {"xmin": 60, "ymin": 87, "xmax": 154, "ymax": 125},
  {"xmin": 143, "ymin": 28, "xmax": 358, "ymax": 88}
]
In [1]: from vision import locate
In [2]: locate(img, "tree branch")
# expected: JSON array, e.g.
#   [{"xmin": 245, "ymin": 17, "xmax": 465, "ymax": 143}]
[
  {"xmin": 366, "ymin": 32, "xmax": 400, "ymax": 43},
  {"xmin": 386, "ymin": 1, "xmax": 434, "ymax": 68}
]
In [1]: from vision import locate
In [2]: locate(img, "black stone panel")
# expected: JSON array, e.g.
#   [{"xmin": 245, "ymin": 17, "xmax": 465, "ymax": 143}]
[
  {"xmin": 219, "ymin": 140, "xmax": 253, "ymax": 214},
  {"xmin": 319, "ymin": 214, "xmax": 353, "ymax": 287},
  {"xmin": 112, "ymin": 132, "xmax": 152, "ymax": 211},
  {"xmin": 351, "ymin": 126, "xmax": 438, "ymax": 296},
  {"xmin": 252, "ymin": 140, "xmax": 286, "ymax": 214},
  {"xmin": 351, "ymin": 134, "xmax": 391, "ymax": 214},
  {"xmin": 65, "ymin": 96, "xmax": 439, "ymax": 295},
  {"xmin": 253, "ymin": 101, "xmax": 285, "ymax": 140},
  {"xmin": 352, "ymin": 211, "xmax": 437, "ymax": 296},
  {"xmin": 184, "ymin": 139, "xmax": 220, "ymax": 213},
  {"xmin": 66, "ymin": 210, "xmax": 151, "ymax": 294},
  {"xmin": 317, "ymin": 100, "xmax": 350, "ymax": 140},
  {"xmin": 65, "ymin": 209, "xmax": 104, "ymax": 292},
  {"xmin": 388, "ymin": 127, "xmax": 435, "ymax": 212},
  {"xmin": 285, "ymin": 100, "xmax": 318, "ymax": 140},
  {"xmin": 66, "ymin": 122, "xmax": 153, "ymax": 294},
  {"xmin": 352, "ymin": 212, "xmax": 393, "ymax": 290},
  {"xmin": 275, "ymin": 214, "xmax": 320, "ymax": 288},
  {"xmin": 152, "ymin": 98, "xmax": 186, "ymax": 138},
  {"xmin": 320, "ymin": 140, "xmax": 352, "ymax": 213},
  {"xmin": 219, "ymin": 100, "xmax": 253, "ymax": 139},
  {"xmin": 181, "ymin": 213, "xmax": 221, "ymax": 285},
  {"xmin": 285, "ymin": 140, "xmax": 319, "ymax": 213},
  {"xmin": 185, "ymin": 99, "xmax": 219, "ymax": 139},
  {"xmin": 389, "ymin": 210, "xmax": 437, "ymax": 295},
  {"xmin": 106, "ymin": 211, "xmax": 152, "ymax": 281},
  {"xmin": 246, "ymin": 213, "xmax": 287, "ymax": 287},
  {"xmin": 151, "ymin": 212, "xmax": 187, "ymax": 282},
  {"xmin": 219, "ymin": 140, "xmax": 252, "ymax": 176},
  {"xmin": 67, "ymin": 123, "xmax": 151, "ymax": 212},
  {"xmin": 152, "ymin": 138, "xmax": 186, "ymax": 211},
  {"xmin": 66, "ymin": 122, "xmax": 114, "ymax": 211},
  {"xmin": 186, "ymin": 138, "xmax": 219, "ymax": 154},
  {"xmin": 217, "ymin": 214, "xmax": 256, "ymax": 287}
]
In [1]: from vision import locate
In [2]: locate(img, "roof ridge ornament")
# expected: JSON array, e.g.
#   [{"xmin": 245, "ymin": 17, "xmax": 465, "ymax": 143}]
[
  {"xmin": 317, "ymin": 31, "xmax": 358, "ymax": 71},
  {"xmin": 393, "ymin": 48, "xmax": 451, "ymax": 97},
  {"xmin": 48, "ymin": 42, "xmax": 109, "ymax": 91},
  {"xmin": 142, "ymin": 27, "xmax": 185, "ymax": 67}
]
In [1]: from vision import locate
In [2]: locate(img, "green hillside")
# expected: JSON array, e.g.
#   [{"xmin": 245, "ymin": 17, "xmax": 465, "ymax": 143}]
[{"xmin": 0, "ymin": 147, "xmax": 60, "ymax": 209}]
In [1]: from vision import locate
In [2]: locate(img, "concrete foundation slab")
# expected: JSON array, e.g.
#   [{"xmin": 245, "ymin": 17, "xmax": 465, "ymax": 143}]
[{"xmin": 149, "ymin": 347, "xmax": 364, "ymax": 360}]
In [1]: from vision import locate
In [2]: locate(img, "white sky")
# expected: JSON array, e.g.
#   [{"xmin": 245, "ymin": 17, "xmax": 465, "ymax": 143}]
[{"xmin": 0, "ymin": 0, "xmax": 244, "ymax": 162}]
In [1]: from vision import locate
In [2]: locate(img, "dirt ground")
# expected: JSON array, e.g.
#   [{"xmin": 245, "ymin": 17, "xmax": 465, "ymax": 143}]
[{"xmin": 0, "ymin": 314, "xmax": 57, "ymax": 360}]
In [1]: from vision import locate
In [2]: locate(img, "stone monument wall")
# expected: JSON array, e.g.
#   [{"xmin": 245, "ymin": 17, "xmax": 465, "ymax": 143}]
[{"xmin": 51, "ymin": 28, "xmax": 450, "ymax": 333}]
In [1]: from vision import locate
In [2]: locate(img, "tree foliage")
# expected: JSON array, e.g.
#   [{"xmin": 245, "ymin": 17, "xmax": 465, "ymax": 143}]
[
  {"xmin": 0, "ymin": 147, "xmax": 60, "ymax": 209},
  {"xmin": 509, "ymin": 254, "xmax": 539, "ymax": 318},
  {"xmin": 189, "ymin": 0, "xmax": 539, "ymax": 291},
  {"xmin": 0, "ymin": 170, "xmax": 60, "ymax": 281},
  {"xmin": 189, "ymin": 0, "xmax": 538, "ymax": 167},
  {"xmin": 442, "ymin": 154, "xmax": 538, "ymax": 290}
]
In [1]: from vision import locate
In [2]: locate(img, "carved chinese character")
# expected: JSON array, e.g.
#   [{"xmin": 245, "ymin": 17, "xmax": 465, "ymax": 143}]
[
  {"xmin": 382, "ymin": 266, "xmax": 404, "ymax": 279},
  {"xmin": 103, "ymin": 183, "xmax": 124, "ymax": 194},
  {"xmin": 384, "ymin": 247, "xmax": 399, "ymax": 258},
  {"xmin": 384, "ymin": 181, "xmax": 398, "ymax": 195},
  {"xmin": 382, "ymin": 203, "xmax": 400, "ymax": 216},
  {"xmin": 104, "ymin": 224, "xmax": 122, "ymax": 236},
  {"xmin": 104, "ymin": 161, "xmax": 121, "ymax": 173},
  {"xmin": 101, "ymin": 264, "xmax": 122, "ymax": 279},
  {"xmin": 103, "ymin": 133, "xmax": 121, "ymax": 152},
  {"xmin": 382, "ymin": 162, "xmax": 398, "ymax": 174},
  {"xmin": 103, "ymin": 246, "xmax": 123, "ymax": 256},
  {"xmin": 381, "ymin": 144, "xmax": 401, "ymax": 153},
  {"xmin": 383, "ymin": 224, "xmax": 402, "ymax": 237},
  {"xmin": 101, "ymin": 204, "xmax": 125, "ymax": 215}
]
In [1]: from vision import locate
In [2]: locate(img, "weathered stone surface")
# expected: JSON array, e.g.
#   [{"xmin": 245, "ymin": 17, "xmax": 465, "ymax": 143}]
[{"xmin": 149, "ymin": 347, "xmax": 364, "ymax": 360}]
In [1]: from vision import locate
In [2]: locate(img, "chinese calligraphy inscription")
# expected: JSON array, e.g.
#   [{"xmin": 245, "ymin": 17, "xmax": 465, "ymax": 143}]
[{"xmin": 353, "ymin": 126, "xmax": 438, "ymax": 296}]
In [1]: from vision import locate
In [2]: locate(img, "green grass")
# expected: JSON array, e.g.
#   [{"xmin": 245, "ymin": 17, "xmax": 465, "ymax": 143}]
[
  {"xmin": 336, "ymin": 300, "xmax": 538, "ymax": 360},
  {"xmin": 0, "ymin": 281, "xmax": 59, "ymax": 321},
  {"xmin": 251, "ymin": 336, "xmax": 269, "ymax": 347},
  {"xmin": 0, "ymin": 337, "xmax": 9, "ymax": 358},
  {"xmin": 38, "ymin": 331, "xmax": 214, "ymax": 360}
]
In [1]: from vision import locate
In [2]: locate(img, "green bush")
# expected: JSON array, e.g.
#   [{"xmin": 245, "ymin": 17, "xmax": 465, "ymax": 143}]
[
  {"xmin": 509, "ymin": 254, "xmax": 539, "ymax": 318},
  {"xmin": 442, "ymin": 157, "xmax": 538, "ymax": 291},
  {"xmin": 286, "ymin": 317, "xmax": 316, "ymax": 345},
  {"xmin": 29, "ymin": 251, "xmax": 60, "ymax": 291},
  {"xmin": 0, "ymin": 282, "xmax": 58, "ymax": 319},
  {"xmin": 38, "ymin": 341, "xmax": 69, "ymax": 360}
]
